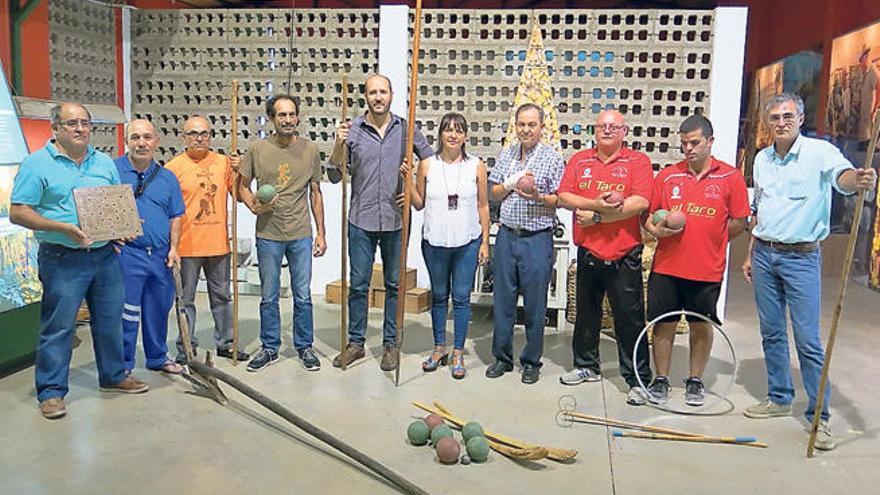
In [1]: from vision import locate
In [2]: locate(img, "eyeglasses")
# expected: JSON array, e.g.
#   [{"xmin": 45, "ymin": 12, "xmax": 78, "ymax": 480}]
[
  {"xmin": 60, "ymin": 119, "xmax": 92, "ymax": 130},
  {"xmin": 768, "ymin": 112, "xmax": 799, "ymax": 124},
  {"xmin": 596, "ymin": 123, "xmax": 626, "ymax": 132},
  {"xmin": 184, "ymin": 130, "xmax": 211, "ymax": 140}
]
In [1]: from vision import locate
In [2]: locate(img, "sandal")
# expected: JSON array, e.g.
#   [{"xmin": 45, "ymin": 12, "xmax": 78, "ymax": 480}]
[
  {"xmin": 153, "ymin": 361, "xmax": 183, "ymax": 375},
  {"xmin": 450, "ymin": 352, "xmax": 466, "ymax": 380},
  {"xmin": 421, "ymin": 347, "xmax": 448, "ymax": 372}
]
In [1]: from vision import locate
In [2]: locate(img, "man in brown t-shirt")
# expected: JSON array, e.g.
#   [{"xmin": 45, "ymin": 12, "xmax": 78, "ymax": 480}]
[{"xmin": 238, "ymin": 94, "xmax": 326, "ymax": 372}]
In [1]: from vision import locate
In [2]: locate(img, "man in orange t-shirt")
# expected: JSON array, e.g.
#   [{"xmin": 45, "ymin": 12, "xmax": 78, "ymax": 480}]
[{"xmin": 165, "ymin": 116, "xmax": 249, "ymax": 363}]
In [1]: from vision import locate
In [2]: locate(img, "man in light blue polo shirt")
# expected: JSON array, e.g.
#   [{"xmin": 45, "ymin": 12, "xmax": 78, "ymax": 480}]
[
  {"xmin": 115, "ymin": 119, "xmax": 185, "ymax": 375},
  {"xmin": 10, "ymin": 102, "xmax": 150, "ymax": 420},
  {"xmin": 742, "ymin": 93, "xmax": 877, "ymax": 450}
]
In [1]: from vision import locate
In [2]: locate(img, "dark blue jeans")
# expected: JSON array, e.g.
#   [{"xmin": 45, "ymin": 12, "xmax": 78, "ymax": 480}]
[
  {"xmin": 422, "ymin": 237, "xmax": 481, "ymax": 349},
  {"xmin": 256, "ymin": 237, "xmax": 314, "ymax": 352},
  {"xmin": 491, "ymin": 227, "xmax": 554, "ymax": 368},
  {"xmin": 348, "ymin": 223, "xmax": 400, "ymax": 346},
  {"xmin": 36, "ymin": 243, "xmax": 127, "ymax": 401}
]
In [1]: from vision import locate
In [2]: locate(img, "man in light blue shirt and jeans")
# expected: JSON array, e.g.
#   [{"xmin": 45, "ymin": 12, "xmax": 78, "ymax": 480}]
[
  {"xmin": 11, "ymin": 103, "xmax": 150, "ymax": 420},
  {"xmin": 742, "ymin": 93, "xmax": 877, "ymax": 450}
]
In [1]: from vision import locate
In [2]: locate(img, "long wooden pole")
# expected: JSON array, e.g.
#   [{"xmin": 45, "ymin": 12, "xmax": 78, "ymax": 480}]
[
  {"xmin": 230, "ymin": 79, "xmax": 240, "ymax": 366},
  {"xmin": 339, "ymin": 75, "xmax": 350, "ymax": 370},
  {"xmin": 393, "ymin": 0, "xmax": 424, "ymax": 387},
  {"xmin": 807, "ymin": 111, "xmax": 880, "ymax": 457}
]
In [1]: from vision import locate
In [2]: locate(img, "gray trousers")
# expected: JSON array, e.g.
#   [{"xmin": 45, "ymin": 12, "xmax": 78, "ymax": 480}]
[{"xmin": 175, "ymin": 255, "xmax": 234, "ymax": 356}]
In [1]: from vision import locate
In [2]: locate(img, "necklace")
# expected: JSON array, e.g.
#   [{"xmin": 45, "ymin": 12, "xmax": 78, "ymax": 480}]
[{"xmin": 440, "ymin": 155, "xmax": 464, "ymax": 211}]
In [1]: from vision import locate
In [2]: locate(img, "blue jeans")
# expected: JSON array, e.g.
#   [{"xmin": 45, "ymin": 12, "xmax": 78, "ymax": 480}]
[
  {"xmin": 752, "ymin": 241, "xmax": 830, "ymax": 421},
  {"xmin": 120, "ymin": 245, "xmax": 175, "ymax": 370},
  {"xmin": 256, "ymin": 237, "xmax": 314, "ymax": 352},
  {"xmin": 348, "ymin": 223, "xmax": 400, "ymax": 346},
  {"xmin": 422, "ymin": 237, "xmax": 480, "ymax": 349},
  {"xmin": 35, "ymin": 243, "xmax": 127, "ymax": 402},
  {"xmin": 492, "ymin": 227, "xmax": 554, "ymax": 368}
]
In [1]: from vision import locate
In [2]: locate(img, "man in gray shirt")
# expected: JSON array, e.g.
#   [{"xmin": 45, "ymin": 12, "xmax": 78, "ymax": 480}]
[{"xmin": 329, "ymin": 74, "xmax": 433, "ymax": 371}]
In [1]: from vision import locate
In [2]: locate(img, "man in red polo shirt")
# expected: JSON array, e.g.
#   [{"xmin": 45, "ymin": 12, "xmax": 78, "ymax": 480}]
[
  {"xmin": 644, "ymin": 114, "xmax": 749, "ymax": 406},
  {"xmin": 557, "ymin": 109, "xmax": 654, "ymax": 406}
]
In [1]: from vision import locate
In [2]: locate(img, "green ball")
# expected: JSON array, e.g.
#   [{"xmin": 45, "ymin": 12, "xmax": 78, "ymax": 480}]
[
  {"xmin": 407, "ymin": 420, "xmax": 430, "ymax": 446},
  {"xmin": 466, "ymin": 436, "xmax": 491, "ymax": 463},
  {"xmin": 257, "ymin": 184, "xmax": 277, "ymax": 203},
  {"xmin": 652, "ymin": 209, "xmax": 669, "ymax": 226},
  {"xmin": 462, "ymin": 421, "xmax": 484, "ymax": 442},
  {"xmin": 430, "ymin": 424, "xmax": 454, "ymax": 444}
]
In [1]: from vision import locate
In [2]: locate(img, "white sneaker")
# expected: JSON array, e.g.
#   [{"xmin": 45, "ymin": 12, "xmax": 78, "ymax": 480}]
[
  {"xmin": 626, "ymin": 387, "xmax": 648, "ymax": 406},
  {"xmin": 559, "ymin": 368, "xmax": 602, "ymax": 385},
  {"xmin": 814, "ymin": 421, "xmax": 836, "ymax": 451}
]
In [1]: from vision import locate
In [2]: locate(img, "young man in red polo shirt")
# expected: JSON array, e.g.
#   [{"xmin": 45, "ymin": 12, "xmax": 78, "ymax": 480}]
[
  {"xmin": 557, "ymin": 109, "xmax": 654, "ymax": 406},
  {"xmin": 644, "ymin": 114, "xmax": 749, "ymax": 406}
]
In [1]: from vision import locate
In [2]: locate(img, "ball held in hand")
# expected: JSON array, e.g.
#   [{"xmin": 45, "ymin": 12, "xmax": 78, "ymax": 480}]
[
  {"xmin": 257, "ymin": 184, "xmax": 277, "ymax": 203},
  {"xmin": 665, "ymin": 210, "xmax": 686, "ymax": 229},
  {"xmin": 517, "ymin": 174, "xmax": 536, "ymax": 194},
  {"xmin": 652, "ymin": 209, "xmax": 669, "ymax": 225},
  {"xmin": 605, "ymin": 191, "xmax": 624, "ymax": 206}
]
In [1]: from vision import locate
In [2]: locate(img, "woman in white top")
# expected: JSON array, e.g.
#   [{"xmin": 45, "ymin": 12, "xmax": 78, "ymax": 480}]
[{"xmin": 410, "ymin": 113, "xmax": 490, "ymax": 379}]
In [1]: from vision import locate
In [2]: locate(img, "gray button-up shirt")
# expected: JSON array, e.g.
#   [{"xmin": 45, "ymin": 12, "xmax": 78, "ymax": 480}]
[{"xmin": 344, "ymin": 114, "xmax": 434, "ymax": 232}]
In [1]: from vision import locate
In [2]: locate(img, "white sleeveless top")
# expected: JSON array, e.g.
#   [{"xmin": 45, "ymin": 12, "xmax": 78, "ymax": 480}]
[{"xmin": 422, "ymin": 155, "xmax": 481, "ymax": 248}]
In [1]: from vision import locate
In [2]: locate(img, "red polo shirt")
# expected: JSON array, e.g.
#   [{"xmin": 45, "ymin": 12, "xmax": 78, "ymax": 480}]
[
  {"xmin": 558, "ymin": 147, "xmax": 653, "ymax": 261},
  {"xmin": 650, "ymin": 158, "xmax": 750, "ymax": 282}
]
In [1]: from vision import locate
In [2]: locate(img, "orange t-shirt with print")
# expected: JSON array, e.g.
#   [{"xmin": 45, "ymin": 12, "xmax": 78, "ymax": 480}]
[{"xmin": 165, "ymin": 150, "xmax": 233, "ymax": 257}]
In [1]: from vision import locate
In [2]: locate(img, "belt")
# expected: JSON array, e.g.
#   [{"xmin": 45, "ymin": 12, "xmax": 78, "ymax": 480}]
[
  {"xmin": 757, "ymin": 238, "xmax": 818, "ymax": 253},
  {"xmin": 503, "ymin": 225, "xmax": 552, "ymax": 238},
  {"xmin": 42, "ymin": 242, "xmax": 111, "ymax": 253}
]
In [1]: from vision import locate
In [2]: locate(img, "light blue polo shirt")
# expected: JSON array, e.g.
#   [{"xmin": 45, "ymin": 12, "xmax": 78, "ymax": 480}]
[
  {"xmin": 752, "ymin": 134, "xmax": 854, "ymax": 243},
  {"xmin": 114, "ymin": 155, "xmax": 185, "ymax": 249},
  {"xmin": 11, "ymin": 140, "xmax": 120, "ymax": 249}
]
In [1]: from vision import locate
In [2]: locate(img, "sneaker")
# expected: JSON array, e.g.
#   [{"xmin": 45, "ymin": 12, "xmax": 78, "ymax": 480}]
[
  {"xmin": 100, "ymin": 376, "xmax": 150, "ymax": 394},
  {"xmin": 299, "ymin": 347, "xmax": 321, "ymax": 371},
  {"xmin": 380, "ymin": 343, "xmax": 399, "ymax": 372},
  {"xmin": 332, "ymin": 343, "xmax": 366, "ymax": 368},
  {"xmin": 647, "ymin": 376, "xmax": 670, "ymax": 405},
  {"xmin": 216, "ymin": 347, "xmax": 250, "ymax": 361},
  {"xmin": 559, "ymin": 368, "xmax": 602, "ymax": 386},
  {"xmin": 626, "ymin": 386, "xmax": 648, "ymax": 406},
  {"xmin": 814, "ymin": 421, "xmax": 836, "ymax": 451},
  {"xmin": 522, "ymin": 365, "xmax": 540, "ymax": 384},
  {"xmin": 743, "ymin": 399, "xmax": 792, "ymax": 419},
  {"xmin": 246, "ymin": 348, "xmax": 279, "ymax": 372},
  {"xmin": 39, "ymin": 397, "xmax": 67, "ymax": 419},
  {"xmin": 684, "ymin": 376, "xmax": 705, "ymax": 406}
]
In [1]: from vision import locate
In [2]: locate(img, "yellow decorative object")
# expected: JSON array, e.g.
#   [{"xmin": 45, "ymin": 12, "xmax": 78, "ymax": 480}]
[{"xmin": 504, "ymin": 19, "xmax": 561, "ymax": 151}]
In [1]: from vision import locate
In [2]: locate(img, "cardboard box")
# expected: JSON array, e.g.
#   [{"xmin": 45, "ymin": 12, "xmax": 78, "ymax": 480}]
[
  {"xmin": 370, "ymin": 263, "xmax": 417, "ymax": 291},
  {"xmin": 325, "ymin": 279, "xmax": 373, "ymax": 306},
  {"xmin": 372, "ymin": 287, "xmax": 431, "ymax": 314}
]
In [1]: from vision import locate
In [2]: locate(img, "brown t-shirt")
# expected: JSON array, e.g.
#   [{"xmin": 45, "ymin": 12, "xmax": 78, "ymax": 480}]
[{"xmin": 240, "ymin": 136, "xmax": 321, "ymax": 241}]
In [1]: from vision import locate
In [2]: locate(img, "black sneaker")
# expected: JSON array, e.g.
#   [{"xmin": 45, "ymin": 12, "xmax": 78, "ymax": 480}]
[
  {"xmin": 684, "ymin": 376, "xmax": 705, "ymax": 406},
  {"xmin": 299, "ymin": 347, "xmax": 321, "ymax": 371},
  {"xmin": 216, "ymin": 347, "xmax": 250, "ymax": 361},
  {"xmin": 647, "ymin": 376, "xmax": 670, "ymax": 405},
  {"xmin": 485, "ymin": 361, "xmax": 514, "ymax": 379},
  {"xmin": 246, "ymin": 348, "xmax": 279, "ymax": 372}
]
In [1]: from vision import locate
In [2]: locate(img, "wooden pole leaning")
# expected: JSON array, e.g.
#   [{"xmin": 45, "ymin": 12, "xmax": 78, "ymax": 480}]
[
  {"xmin": 807, "ymin": 111, "xmax": 880, "ymax": 457},
  {"xmin": 393, "ymin": 0, "xmax": 424, "ymax": 387},
  {"xmin": 229, "ymin": 79, "xmax": 241, "ymax": 366},
  {"xmin": 339, "ymin": 74, "xmax": 350, "ymax": 370}
]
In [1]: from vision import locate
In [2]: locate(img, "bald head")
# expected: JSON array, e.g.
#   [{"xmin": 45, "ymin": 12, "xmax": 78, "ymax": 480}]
[
  {"xmin": 182, "ymin": 115, "xmax": 212, "ymax": 160},
  {"xmin": 595, "ymin": 109, "xmax": 627, "ymax": 156},
  {"xmin": 126, "ymin": 119, "xmax": 159, "ymax": 168}
]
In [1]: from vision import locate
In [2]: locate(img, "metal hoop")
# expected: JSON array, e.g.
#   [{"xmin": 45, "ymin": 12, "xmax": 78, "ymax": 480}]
[{"xmin": 632, "ymin": 310, "xmax": 738, "ymax": 416}]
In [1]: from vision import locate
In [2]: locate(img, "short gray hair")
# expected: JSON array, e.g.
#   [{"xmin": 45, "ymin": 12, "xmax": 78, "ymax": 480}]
[
  {"xmin": 765, "ymin": 93, "xmax": 804, "ymax": 116},
  {"xmin": 50, "ymin": 102, "xmax": 91, "ymax": 124},
  {"xmin": 515, "ymin": 103, "xmax": 545, "ymax": 123}
]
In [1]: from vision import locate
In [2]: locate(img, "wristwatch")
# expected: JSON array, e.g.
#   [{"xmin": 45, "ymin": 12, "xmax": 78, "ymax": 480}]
[{"xmin": 592, "ymin": 212, "xmax": 602, "ymax": 224}]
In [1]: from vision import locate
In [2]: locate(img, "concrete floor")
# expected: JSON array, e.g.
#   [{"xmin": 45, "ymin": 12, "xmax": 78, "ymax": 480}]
[{"xmin": 1, "ymin": 274, "xmax": 879, "ymax": 494}]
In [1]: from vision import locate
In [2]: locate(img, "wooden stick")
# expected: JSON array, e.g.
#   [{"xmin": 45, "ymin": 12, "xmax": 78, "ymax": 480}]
[
  {"xmin": 807, "ymin": 111, "xmax": 880, "ymax": 457},
  {"xmin": 230, "ymin": 79, "xmax": 240, "ymax": 366},
  {"xmin": 394, "ymin": 0, "xmax": 424, "ymax": 387},
  {"xmin": 562, "ymin": 411, "xmax": 748, "ymax": 440},
  {"xmin": 339, "ymin": 75, "xmax": 350, "ymax": 370},
  {"xmin": 412, "ymin": 401, "xmax": 577, "ymax": 462},
  {"xmin": 612, "ymin": 430, "xmax": 768, "ymax": 448}
]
